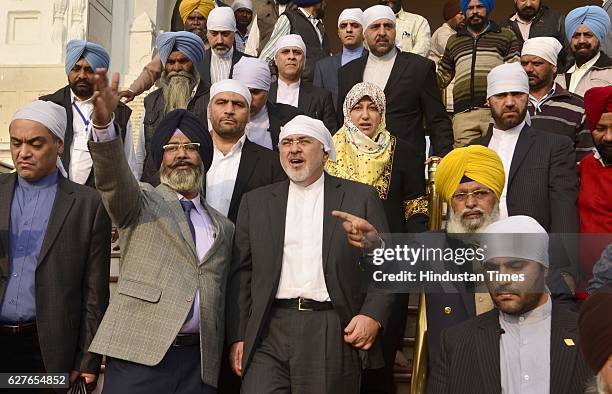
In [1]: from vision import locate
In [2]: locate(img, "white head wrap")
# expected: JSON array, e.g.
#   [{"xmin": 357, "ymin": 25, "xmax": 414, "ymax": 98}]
[
  {"xmin": 279, "ymin": 115, "xmax": 336, "ymax": 160},
  {"xmin": 233, "ymin": 57, "xmax": 272, "ymax": 91},
  {"xmin": 363, "ymin": 5, "xmax": 396, "ymax": 31},
  {"xmin": 486, "ymin": 62, "xmax": 530, "ymax": 99},
  {"xmin": 338, "ymin": 8, "xmax": 364, "ymax": 28},
  {"xmin": 275, "ymin": 34, "xmax": 307, "ymax": 56},
  {"xmin": 11, "ymin": 100, "xmax": 68, "ymax": 177},
  {"xmin": 209, "ymin": 79, "xmax": 252, "ymax": 108},
  {"xmin": 232, "ymin": 0, "xmax": 253, "ymax": 11},
  {"xmin": 207, "ymin": 7, "xmax": 237, "ymax": 31},
  {"xmin": 521, "ymin": 37, "xmax": 563, "ymax": 66},
  {"xmin": 482, "ymin": 215, "xmax": 549, "ymax": 267}
]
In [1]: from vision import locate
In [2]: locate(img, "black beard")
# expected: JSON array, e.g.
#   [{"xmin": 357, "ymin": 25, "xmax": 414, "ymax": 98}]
[
  {"xmin": 516, "ymin": 5, "xmax": 538, "ymax": 21},
  {"xmin": 573, "ymin": 42, "xmax": 600, "ymax": 66},
  {"xmin": 277, "ymin": 0, "xmax": 291, "ymax": 4},
  {"xmin": 467, "ymin": 15, "xmax": 487, "ymax": 33},
  {"xmin": 69, "ymin": 80, "xmax": 94, "ymax": 99},
  {"xmin": 596, "ymin": 141, "xmax": 612, "ymax": 165}
]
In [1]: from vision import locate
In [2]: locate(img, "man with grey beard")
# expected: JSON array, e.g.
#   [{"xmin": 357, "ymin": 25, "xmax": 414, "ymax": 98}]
[
  {"xmin": 136, "ymin": 31, "xmax": 208, "ymax": 186},
  {"xmin": 86, "ymin": 67, "xmax": 234, "ymax": 393}
]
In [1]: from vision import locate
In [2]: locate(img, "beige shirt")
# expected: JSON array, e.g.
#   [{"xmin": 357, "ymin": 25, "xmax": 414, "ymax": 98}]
[
  {"xmin": 509, "ymin": 13, "xmax": 533, "ymax": 41},
  {"xmin": 395, "ymin": 8, "xmax": 431, "ymax": 57},
  {"xmin": 429, "ymin": 22, "xmax": 457, "ymax": 111}
]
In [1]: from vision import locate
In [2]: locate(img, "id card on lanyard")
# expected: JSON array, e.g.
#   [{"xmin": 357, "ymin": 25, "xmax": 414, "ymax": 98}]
[{"xmin": 72, "ymin": 101, "xmax": 92, "ymax": 151}]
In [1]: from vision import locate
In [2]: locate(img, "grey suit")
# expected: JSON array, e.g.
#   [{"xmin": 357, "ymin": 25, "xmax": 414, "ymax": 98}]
[
  {"xmin": 88, "ymin": 138, "xmax": 234, "ymax": 389},
  {"xmin": 227, "ymin": 174, "xmax": 395, "ymax": 392}
]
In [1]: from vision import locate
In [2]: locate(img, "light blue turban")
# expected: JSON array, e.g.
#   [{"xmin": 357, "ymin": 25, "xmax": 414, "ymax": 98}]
[
  {"xmin": 65, "ymin": 40, "xmax": 110, "ymax": 75},
  {"xmin": 460, "ymin": 0, "xmax": 494, "ymax": 15},
  {"xmin": 156, "ymin": 31, "xmax": 205, "ymax": 67},
  {"xmin": 565, "ymin": 6, "xmax": 611, "ymax": 42}
]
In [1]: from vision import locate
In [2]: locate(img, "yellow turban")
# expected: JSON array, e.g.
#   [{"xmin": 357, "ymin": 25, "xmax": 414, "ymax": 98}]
[
  {"xmin": 179, "ymin": 0, "xmax": 216, "ymax": 23},
  {"xmin": 435, "ymin": 145, "xmax": 505, "ymax": 202}
]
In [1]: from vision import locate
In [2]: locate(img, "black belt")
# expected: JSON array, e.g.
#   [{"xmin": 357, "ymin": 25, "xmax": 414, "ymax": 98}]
[
  {"xmin": 172, "ymin": 334, "xmax": 200, "ymax": 347},
  {"xmin": 274, "ymin": 297, "xmax": 333, "ymax": 311},
  {"xmin": 0, "ymin": 321, "xmax": 37, "ymax": 336}
]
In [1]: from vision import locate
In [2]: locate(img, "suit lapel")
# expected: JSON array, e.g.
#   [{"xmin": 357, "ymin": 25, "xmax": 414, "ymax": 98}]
[
  {"xmin": 322, "ymin": 175, "xmax": 344, "ymax": 272},
  {"xmin": 37, "ymin": 177, "xmax": 75, "ymax": 266},
  {"xmin": 201, "ymin": 50, "xmax": 212, "ymax": 85},
  {"xmin": 383, "ymin": 52, "xmax": 405, "ymax": 94},
  {"xmin": 269, "ymin": 82, "xmax": 278, "ymax": 103},
  {"xmin": 155, "ymin": 184, "xmax": 198, "ymax": 261},
  {"xmin": 550, "ymin": 303, "xmax": 579, "ymax": 394},
  {"xmin": 0, "ymin": 175, "xmax": 16, "ymax": 276},
  {"xmin": 508, "ymin": 126, "xmax": 535, "ymax": 186},
  {"xmin": 268, "ymin": 181, "xmax": 289, "ymax": 275},
  {"xmin": 476, "ymin": 311, "xmax": 502, "ymax": 394},
  {"xmin": 229, "ymin": 139, "xmax": 259, "ymax": 217},
  {"xmin": 298, "ymin": 83, "xmax": 313, "ymax": 113}
]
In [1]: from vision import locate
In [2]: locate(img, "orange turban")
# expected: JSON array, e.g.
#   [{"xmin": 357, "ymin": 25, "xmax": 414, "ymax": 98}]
[
  {"xmin": 179, "ymin": 0, "xmax": 216, "ymax": 23},
  {"xmin": 435, "ymin": 145, "xmax": 505, "ymax": 202}
]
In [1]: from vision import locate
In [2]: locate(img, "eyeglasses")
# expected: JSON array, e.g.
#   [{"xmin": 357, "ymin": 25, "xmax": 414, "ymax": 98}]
[
  {"xmin": 162, "ymin": 142, "xmax": 201, "ymax": 153},
  {"xmin": 279, "ymin": 137, "xmax": 313, "ymax": 148},
  {"xmin": 451, "ymin": 189, "xmax": 493, "ymax": 202}
]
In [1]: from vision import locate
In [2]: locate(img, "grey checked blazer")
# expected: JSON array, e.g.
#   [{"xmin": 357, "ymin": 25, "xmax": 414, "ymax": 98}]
[{"xmin": 88, "ymin": 138, "xmax": 234, "ymax": 388}]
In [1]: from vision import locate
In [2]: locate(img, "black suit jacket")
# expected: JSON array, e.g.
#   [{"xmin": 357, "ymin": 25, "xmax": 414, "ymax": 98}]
[
  {"xmin": 227, "ymin": 174, "xmax": 395, "ymax": 373},
  {"xmin": 0, "ymin": 173, "xmax": 111, "ymax": 377},
  {"xmin": 269, "ymin": 81, "xmax": 337, "ymax": 133},
  {"xmin": 313, "ymin": 49, "xmax": 368, "ymax": 111},
  {"xmin": 337, "ymin": 51, "xmax": 453, "ymax": 158},
  {"xmin": 427, "ymin": 301, "xmax": 592, "ymax": 394},
  {"xmin": 266, "ymin": 101, "xmax": 303, "ymax": 150},
  {"xmin": 227, "ymin": 138, "xmax": 286, "ymax": 223}
]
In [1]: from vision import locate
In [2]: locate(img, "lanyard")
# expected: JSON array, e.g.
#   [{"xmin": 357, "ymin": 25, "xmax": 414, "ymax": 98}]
[{"xmin": 72, "ymin": 101, "xmax": 91, "ymax": 127}]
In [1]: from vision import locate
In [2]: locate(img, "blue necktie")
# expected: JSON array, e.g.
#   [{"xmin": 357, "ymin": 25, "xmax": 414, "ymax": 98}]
[{"xmin": 180, "ymin": 200, "xmax": 196, "ymax": 321}]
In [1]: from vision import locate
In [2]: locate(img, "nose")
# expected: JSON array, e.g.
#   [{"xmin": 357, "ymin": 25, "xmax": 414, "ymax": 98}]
[
  {"xmin": 603, "ymin": 129, "xmax": 612, "ymax": 143},
  {"xmin": 17, "ymin": 144, "xmax": 33, "ymax": 160},
  {"xmin": 522, "ymin": 63, "xmax": 533, "ymax": 73},
  {"xmin": 464, "ymin": 194, "xmax": 478, "ymax": 209}
]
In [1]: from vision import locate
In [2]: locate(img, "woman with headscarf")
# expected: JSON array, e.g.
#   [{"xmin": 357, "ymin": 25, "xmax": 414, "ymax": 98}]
[{"xmin": 326, "ymin": 82, "xmax": 428, "ymax": 233}]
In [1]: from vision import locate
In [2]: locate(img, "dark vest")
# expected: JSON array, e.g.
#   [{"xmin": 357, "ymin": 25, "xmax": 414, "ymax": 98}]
[
  {"xmin": 141, "ymin": 83, "xmax": 209, "ymax": 186},
  {"xmin": 284, "ymin": 8, "xmax": 330, "ymax": 83},
  {"xmin": 39, "ymin": 85, "xmax": 130, "ymax": 187}
]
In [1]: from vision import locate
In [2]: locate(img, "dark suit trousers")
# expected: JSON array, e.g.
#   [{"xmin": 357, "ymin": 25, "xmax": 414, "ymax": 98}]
[
  {"xmin": 0, "ymin": 332, "xmax": 55, "ymax": 393},
  {"xmin": 241, "ymin": 307, "xmax": 361, "ymax": 394},
  {"xmin": 102, "ymin": 345, "xmax": 216, "ymax": 394}
]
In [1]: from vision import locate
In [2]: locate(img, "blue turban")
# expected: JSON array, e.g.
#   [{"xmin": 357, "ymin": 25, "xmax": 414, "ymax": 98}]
[
  {"xmin": 65, "ymin": 40, "xmax": 110, "ymax": 75},
  {"xmin": 156, "ymin": 31, "xmax": 205, "ymax": 67},
  {"xmin": 151, "ymin": 109, "xmax": 213, "ymax": 172},
  {"xmin": 565, "ymin": 6, "xmax": 611, "ymax": 42},
  {"xmin": 460, "ymin": 0, "xmax": 494, "ymax": 15}
]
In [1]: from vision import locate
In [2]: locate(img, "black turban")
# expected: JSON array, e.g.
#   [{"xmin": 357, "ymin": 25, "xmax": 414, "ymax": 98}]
[{"xmin": 151, "ymin": 109, "xmax": 213, "ymax": 172}]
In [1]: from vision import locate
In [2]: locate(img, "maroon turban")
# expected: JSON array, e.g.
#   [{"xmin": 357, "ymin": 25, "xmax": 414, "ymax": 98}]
[
  {"xmin": 584, "ymin": 86, "xmax": 612, "ymax": 131},
  {"xmin": 443, "ymin": 0, "xmax": 462, "ymax": 21},
  {"xmin": 578, "ymin": 285, "xmax": 612, "ymax": 373}
]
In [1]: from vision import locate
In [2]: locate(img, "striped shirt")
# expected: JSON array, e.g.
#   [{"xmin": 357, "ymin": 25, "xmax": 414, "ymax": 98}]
[
  {"xmin": 437, "ymin": 21, "xmax": 521, "ymax": 114},
  {"xmin": 528, "ymin": 83, "xmax": 593, "ymax": 162}
]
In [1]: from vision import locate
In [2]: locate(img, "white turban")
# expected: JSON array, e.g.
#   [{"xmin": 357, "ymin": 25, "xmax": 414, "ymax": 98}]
[
  {"xmin": 279, "ymin": 115, "xmax": 335, "ymax": 160},
  {"xmin": 338, "ymin": 8, "xmax": 364, "ymax": 28},
  {"xmin": 207, "ymin": 7, "xmax": 236, "ymax": 31},
  {"xmin": 363, "ymin": 5, "xmax": 396, "ymax": 31},
  {"xmin": 521, "ymin": 37, "xmax": 563, "ymax": 66},
  {"xmin": 275, "ymin": 34, "xmax": 307, "ymax": 56},
  {"xmin": 209, "ymin": 79, "xmax": 252, "ymax": 108},
  {"xmin": 233, "ymin": 57, "xmax": 272, "ymax": 91},
  {"xmin": 11, "ymin": 100, "xmax": 68, "ymax": 177},
  {"xmin": 232, "ymin": 0, "xmax": 253, "ymax": 11},
  {"xmin": 486, "ymin": 62, "xmax": 530, "ymax": 99},
  {"xmin": 482, "ymin": 215, "xmax": 549, "ymax": 267}
]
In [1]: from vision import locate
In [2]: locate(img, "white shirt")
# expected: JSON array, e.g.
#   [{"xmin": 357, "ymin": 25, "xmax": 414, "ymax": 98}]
[
  {"xmin": 568, "ymin": 52, "xmax": 601, "ymax": 93},
  {"xmin": 70, "ymin": 91, "xmax": 138, "ymax": 184},
  {"xmin": 246, "ymin": 105, "xmax": 273, "ymax": 149},
  {"xmin": 244, "ymin": 3, "xmax": 289, "ymax": 56},
  {"xmin": 363, "ymin": 47, "xmax": 398, "ymax": 91},
  {"xmin": 276, "ymin": 173, "xmax": 330, "ymax": 301},
  {"xmin": 529, "ymin": 85, "xmax": 556, "ymax": 113},
  {"xmin": 211, "ymin": 47, "xmax": 234, "ymax": 84},
  {"xmin": 499, "ymin": 295, "xmax": 552, "ymax": 394},
  {"xmin": 509, "ymin": 13, "xmax": 533, "ymax": 41},
  {"xmin": 277, "ymin": 78, "xmax": 301, "ymax": 107},
  {"xmin": 488, "ymin": 120, "xmax": 526, "ymax": 219},
  {"xmin": 205, "ymin": 135, "xmax": 246, "ymax": 216}
]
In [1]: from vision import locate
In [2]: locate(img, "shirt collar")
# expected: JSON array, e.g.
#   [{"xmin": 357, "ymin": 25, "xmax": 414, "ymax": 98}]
[
  {"xmin": 177, "ymin": 193, "xmax": 205, "ymax": 214},
  {"xmin": 214, "ymin": 134, "xmax": 247, "ymax": 157},
  {"xmin": 567, "ymin": 51, "xmax": 601, "ymax": 73},
  {"xmin": 17, "ymin": 169, "xmax": 59, "ymax": 190},
  {"xmin": 529, "ymin": 85, "xmax": 556, "ymax": 105},
  {"xmin": 298, "ymin": 7, "xmax": 318, "ymax": 20},
  {"xmin": 500, "ymin": 293, "xmax": 552, "ymax": 324},
  {"xmin": 70, "ymin": 89, "xmax": 94, "ymax": 104},
  {"xmin": 368, "ymin": 46, "xmax": 397, "ymax": 62},
  {"xmin": 509, "ymin": 13, "xmax": 532, "ymax": 25},
  {"xmin": 278, "ymin": 78, "xmax": 301, "ymax": 89},
  {"xmin": 289, "ymin": 171, "xmax": 324, "ymax": 192}
]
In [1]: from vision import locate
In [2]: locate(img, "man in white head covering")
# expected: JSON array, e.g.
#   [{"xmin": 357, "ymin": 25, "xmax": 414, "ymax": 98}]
[
  {"xmin": 1, "ymin": 100, "xmax": 111, "ymax": 391},
  {"xmin": 270, "ymin": 34, "xmax": 337, "ymax": 133},
  {"xmin": 470, "ymin": 62, "xmax": 580, "ymax": 294},
  {"xmin": 428, "ymin": 215, "xmax": 592, "ymax": 394},
  {"xmin": 521, "ymin": 37, "xmax": 594, "ymax": 161},
  {"xmin": 205, "ymin": 79, "xmax": 286, "ymax": 222},
  {"xmin": 227, "ymin": 113, "xmax": 394, "ymax": 393},
  {"xmin": 313, "ymin": 8, "xmax": 366, "ymax": 110},
  {"xmin": 232, "ymin": 0, "xmax": 254, "ymax": 53},
  {"xmin": 233, "ymin": 56, "xmax": 302, "ymax": 150},
  {"xmin": 258, "ymin": 0, "xmax": 330, "ymax": 82},
  {"xmin": 337, "ymin": 4, "xmax": 453, "ymax": 160},
  {"xmin": 205, "ymin": 7, "xmax": 240, "ymax": 84}
]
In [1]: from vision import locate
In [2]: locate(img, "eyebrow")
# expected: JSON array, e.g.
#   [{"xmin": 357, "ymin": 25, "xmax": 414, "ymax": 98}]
[{"xmin": 10, "ymin": 136, "xmax": 47, "ymax": 144}]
